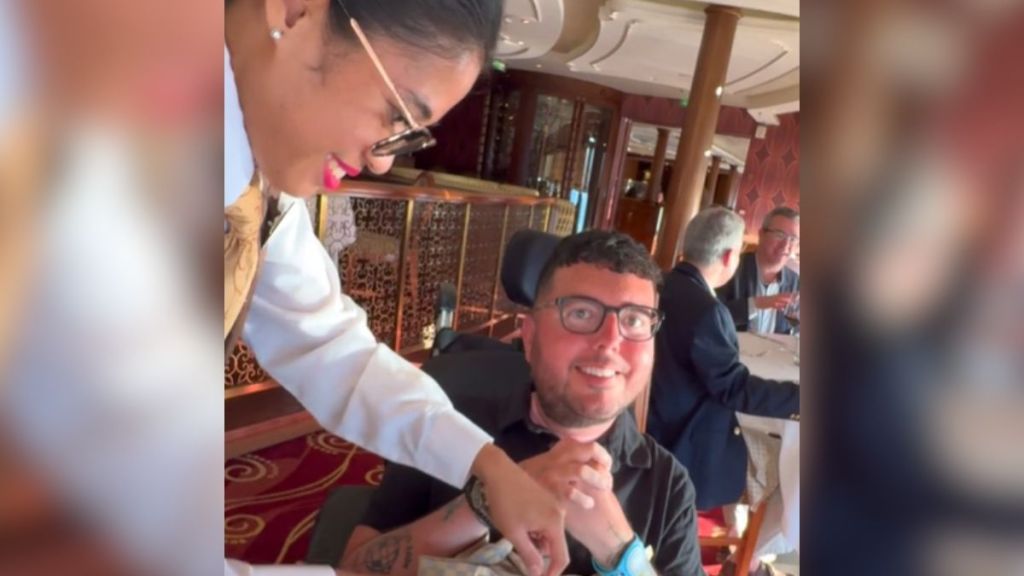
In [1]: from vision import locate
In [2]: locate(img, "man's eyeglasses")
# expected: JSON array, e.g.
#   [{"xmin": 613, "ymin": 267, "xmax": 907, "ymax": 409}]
[
  {"xmin": 535, "ymin": 296, "xmax": 664, "ymax": 342},
  {"xmin": 762, "ymin": 228, "xmax": 800, "ymax": 244},
  {"xmin": 336, "ymin": 1, "xmax": 437, "ymax": 156}
]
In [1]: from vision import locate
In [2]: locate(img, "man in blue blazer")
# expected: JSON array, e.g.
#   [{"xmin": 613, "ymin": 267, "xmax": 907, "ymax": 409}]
[
  {"xmin": 717, "ymin": 207, "xmax": 800, "ymax": 334},
  {"xmin": 648, "ymin": 207, "xmax": 800, "ymax": 511}
]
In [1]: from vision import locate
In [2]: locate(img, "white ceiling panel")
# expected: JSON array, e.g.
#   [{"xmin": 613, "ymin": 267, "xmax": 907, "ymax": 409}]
[
  {"xmin": 495, "ymin": 0, "xmax": 565, "ymax": 60},
  {"xmin": 498, "ymin": 0, "xmax": 799, "ymax": 123}
]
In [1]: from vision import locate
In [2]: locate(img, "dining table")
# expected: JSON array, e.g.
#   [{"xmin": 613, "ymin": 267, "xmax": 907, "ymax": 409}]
[{"xmin": 735, "ymin": 331, "xmax": 800, "ymax": 557}]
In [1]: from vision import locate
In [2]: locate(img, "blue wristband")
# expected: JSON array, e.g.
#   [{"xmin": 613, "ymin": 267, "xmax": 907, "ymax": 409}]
[{"xmin": 592, "ymin": 534, "xmax": 654, "ymax": 576}]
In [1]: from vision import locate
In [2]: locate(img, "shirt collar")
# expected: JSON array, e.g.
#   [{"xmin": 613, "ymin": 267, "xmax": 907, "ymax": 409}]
[
  {"xmin": 755, "ymin": 256, "xmax": 782, "ymax": 287},
  {"xmin": 498, "ymin": 384, "xmax": 654, "ymax": 472},
  {"xmin": 674, "ymin": 261, "xmax": 713, "ymax": 294}
]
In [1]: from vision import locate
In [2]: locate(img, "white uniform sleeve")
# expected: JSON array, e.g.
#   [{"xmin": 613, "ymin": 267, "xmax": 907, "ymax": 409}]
[{"xmin": 243, "ymin": 193, "xmax": 491, "ymax": 488}]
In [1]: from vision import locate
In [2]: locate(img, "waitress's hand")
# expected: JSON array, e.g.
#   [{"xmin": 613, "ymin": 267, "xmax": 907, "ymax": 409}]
[{"xmin": 471, "ymin": 443, "xmax": 568, "ymax": 576}]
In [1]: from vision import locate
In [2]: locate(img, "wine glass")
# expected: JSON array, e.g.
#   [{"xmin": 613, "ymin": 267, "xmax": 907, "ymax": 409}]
[
  {"xmin": 782, "ymin": 293, "xmax": 800, "ymax": 335},
  {"xmin": 783, "ymin": 294, "xmax": 800, "ymax": 364}
]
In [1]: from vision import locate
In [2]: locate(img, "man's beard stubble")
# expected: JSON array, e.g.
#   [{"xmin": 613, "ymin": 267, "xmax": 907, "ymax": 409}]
[
  {"xmin": 531, "ymin": 364, "xmax": 648, "ymax": 428},
  {"xmin": 533, "ymin": 381, "xmax": 616, "ymax": 428}
]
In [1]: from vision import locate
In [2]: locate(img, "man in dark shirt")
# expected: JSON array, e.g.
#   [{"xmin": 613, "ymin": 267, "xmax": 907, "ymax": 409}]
[{"xmin": 341, "ymin": 231, "xmax": 705, "ymax": 576}]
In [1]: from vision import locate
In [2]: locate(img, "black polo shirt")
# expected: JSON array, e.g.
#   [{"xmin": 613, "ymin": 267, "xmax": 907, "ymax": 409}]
[{"xmin": 360, "ymin": 372, "xmax": 705, "ymax": 576}]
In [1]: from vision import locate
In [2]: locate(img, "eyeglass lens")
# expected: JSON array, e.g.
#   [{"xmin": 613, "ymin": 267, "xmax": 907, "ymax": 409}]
[
  {"xmin": 556, "ymin": 296, "xmax": 660, "ymax": 341},
  {"xmin": 371, "ymin": 129, "xmax": 437, "ymax": 157}
]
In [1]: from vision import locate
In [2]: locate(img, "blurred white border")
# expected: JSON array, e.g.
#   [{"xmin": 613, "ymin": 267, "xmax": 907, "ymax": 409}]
[{"xmin": 0, "ymin": 0, "xmax": 27, "ymax": 131}]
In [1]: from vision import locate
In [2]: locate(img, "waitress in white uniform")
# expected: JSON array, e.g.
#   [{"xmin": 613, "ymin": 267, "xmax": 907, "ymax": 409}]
[{"xmin": 223, "ymin": 0, "xmax": 596, "ymax": 574}]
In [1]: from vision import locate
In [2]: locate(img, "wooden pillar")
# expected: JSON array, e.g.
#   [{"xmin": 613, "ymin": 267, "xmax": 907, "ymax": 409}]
[
  {"xmin": 559, "ymin": 100, "xmax": 586, "ymax": 200},
  {"xmin": 654, "ymin": 5, "xmax": 742, "ymax": 269},
  {"xmin": 701, "ymin": 155, "xmax": 722, "ymax": 208},
  {"xmin": 647, "ymin": 127, "xmax": 671, "ymax": 203},
  {"xmin": 715, "ymin": 166, "xmax": 741, "ymax": 208},
  {"xmin": 603, "ymin": 116, "xmax": 632, "ymax": 228},
  {"xmin": 594, "ymin": 110, "xmax": 623, "ymax": 230}
]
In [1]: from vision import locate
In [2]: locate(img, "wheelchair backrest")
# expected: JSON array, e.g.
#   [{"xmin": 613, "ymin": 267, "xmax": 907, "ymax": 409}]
[
  {"xmin": 500, "ymin": 229, "xmax": 562, "ymax": 307},
  {"xmin": 432, "ymin": 229, "xmax": 561, "ymax": 356}
]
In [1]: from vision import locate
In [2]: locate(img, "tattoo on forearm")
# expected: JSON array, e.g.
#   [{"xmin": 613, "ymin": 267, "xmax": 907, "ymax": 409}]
[
  {"xmin": 402, "ymin": 540, "xmax": 414, "ymax": 570},
  {"xmin": 351, "ymin": 530, "xmax": 411, "ymax": 574}
]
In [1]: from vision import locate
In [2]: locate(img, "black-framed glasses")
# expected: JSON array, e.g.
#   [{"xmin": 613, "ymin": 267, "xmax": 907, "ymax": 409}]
[
  {"xmin": 336, "ymin": 0, "xmax": 437, "ymax": 156},
  {"xmin": 762, "ymin": 227, "xmax": 800, "ymax": 244},
  {"xmin": 535, "ymin": 296, "xmax": 664, "ymax": 342}
]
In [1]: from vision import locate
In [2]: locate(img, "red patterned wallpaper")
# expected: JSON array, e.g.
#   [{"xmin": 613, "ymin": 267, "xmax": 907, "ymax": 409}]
[{"xmin": 736, "ymin": 112, "xmax": 800, "ymax": 230}]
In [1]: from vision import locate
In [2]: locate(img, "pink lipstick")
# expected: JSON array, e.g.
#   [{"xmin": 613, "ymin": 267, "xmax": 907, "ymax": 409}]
[{"xmin": 323, "ymin": 154, "xmax": 361, "ymax": 191}]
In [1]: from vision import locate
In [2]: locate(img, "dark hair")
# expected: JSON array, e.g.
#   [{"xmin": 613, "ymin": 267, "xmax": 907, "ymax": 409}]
[
  {"xmin": 328, "ymin": 0, "xmax": 504, "ymax": 65},
  {"xmin": 534, "ymin": 230, "xmax": 663, "ymax": 302},
  {"xmin": 761, "ymin": 206, "xmax": 800, "ymax": 229}
]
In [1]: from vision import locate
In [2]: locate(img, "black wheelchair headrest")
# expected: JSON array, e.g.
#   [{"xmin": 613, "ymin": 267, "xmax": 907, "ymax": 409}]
[{"xmin": 500, "ymin": 229, "xmax": 562, "ymax": 308}]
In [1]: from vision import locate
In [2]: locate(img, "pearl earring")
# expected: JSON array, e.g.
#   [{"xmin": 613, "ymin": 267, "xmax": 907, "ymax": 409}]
[{"xmin": 270, "ymin": 28, "xmax": 284, "ymax": 41}]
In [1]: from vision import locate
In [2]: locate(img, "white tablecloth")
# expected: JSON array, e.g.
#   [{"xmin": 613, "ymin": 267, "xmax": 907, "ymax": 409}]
[{"xmin": 735, "ymin": 332, "xmax": 800, "ymax": 555}]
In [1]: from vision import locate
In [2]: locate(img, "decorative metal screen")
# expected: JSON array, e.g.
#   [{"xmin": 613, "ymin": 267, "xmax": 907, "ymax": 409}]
[
  {"xmin": 457, "ymin": 204, "xmax": 505, "ymax": 329},
  {"xmin": 337, "ymin": 197, "xmax": 406, "ymax": 347},
  {"xmin": 398, "ymin": 201, "xmax": 466, "ymax": 351},
  {"xmin": 226, "ymin": 185, "xmax": 575, "ymax": 390}
]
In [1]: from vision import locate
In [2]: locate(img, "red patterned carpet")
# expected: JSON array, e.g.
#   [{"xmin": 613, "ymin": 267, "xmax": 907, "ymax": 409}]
[
  {"xmin": 225, "ymin": 431, "xmax": 730, "ymax": 569},
  {"xmin": 225, "ymin": 431, "xmax": 384, "ymax": 565}
]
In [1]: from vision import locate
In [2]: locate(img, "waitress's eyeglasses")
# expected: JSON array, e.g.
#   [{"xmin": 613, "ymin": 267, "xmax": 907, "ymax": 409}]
[{"xmin": 336, "ymin": 1, "xmax": 437, "ymax": 156}]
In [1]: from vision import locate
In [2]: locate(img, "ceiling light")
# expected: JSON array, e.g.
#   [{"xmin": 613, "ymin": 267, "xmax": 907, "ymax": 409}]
[
  {"xmin": 535, "ymin": 63, "xmax": 542, "ymax": 69},
  {"xmin": 504, "ymin": 16, "xmax": 513, "ymax": 24},
  {"xmin": 516, "ymin": 40, "xmax": 526, "ymax": 46},
  {"xmin": 704, "ymin": 149, "xmax": 712, "ymax": 157},
  {"xmin": 521, "ymin": 18, "xmax": 531, "ymax": 24},
  {"xmin": 715, "ymin": 85, "xmax": 724, "ymax": 97}
]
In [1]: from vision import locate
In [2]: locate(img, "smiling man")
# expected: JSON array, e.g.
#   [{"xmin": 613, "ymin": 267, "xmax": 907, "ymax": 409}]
[{"xmin": 340, "ymin": 231, "xmax": 705, "ymax": 576}]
